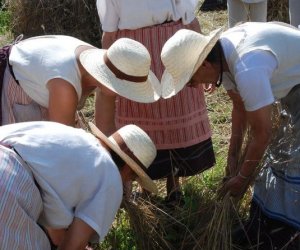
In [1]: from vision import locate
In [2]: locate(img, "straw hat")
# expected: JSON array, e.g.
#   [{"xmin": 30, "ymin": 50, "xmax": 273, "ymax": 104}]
[
  {"xmin": 80, "ymin": 38, "xmax": 161, "ymax": 103},
  {"xmin": 88, "ymin": 122, "xmax": 158, "ymax": 194},
  {"xmin": 160, "ymin": 28, "xmax": 222, "ymax": 99}
]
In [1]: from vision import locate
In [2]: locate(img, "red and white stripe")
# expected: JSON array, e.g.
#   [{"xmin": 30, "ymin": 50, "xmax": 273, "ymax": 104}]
[
  {"xmin": 1, "ymin": 67, "xmax": 48, "ymax": 125},
  {"xmin": 115, "ymin": 21, "xmax": 212, "ymax": 149}
]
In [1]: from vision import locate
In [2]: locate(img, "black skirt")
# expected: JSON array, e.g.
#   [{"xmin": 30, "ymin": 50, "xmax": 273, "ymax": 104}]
[{"xmin": 146, "ymin": 138, "xmax": 216, "ymax": 179}]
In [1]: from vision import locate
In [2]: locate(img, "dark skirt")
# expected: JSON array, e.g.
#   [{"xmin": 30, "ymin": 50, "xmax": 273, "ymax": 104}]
[
  {"xmin": 146, "ymin": 138, "xmax": 215, "ymax": 179},
  {"xmin": 234, "ymin": 200, "xmax": 300, "ymax": 250}
]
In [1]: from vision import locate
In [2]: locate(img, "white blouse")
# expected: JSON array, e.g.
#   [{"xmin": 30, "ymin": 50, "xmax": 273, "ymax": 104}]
[
  {"xmin": 0, "ymin": 121, "xmax": 123, "ymax": 241},
  {"xmin": 9, "ymin": 35, "xmax": 90, "ymax": 107},
  {"xmin": 97, "ymin": 0, "xmax": 198, "ymax": 32}
]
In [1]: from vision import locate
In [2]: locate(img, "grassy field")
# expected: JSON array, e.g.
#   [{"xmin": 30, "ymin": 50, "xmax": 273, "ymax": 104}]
[
  {"xmin": 0, "ymin": 2, "xmax": 12, "ymax": 45},
  {"xmin": 0, "ymin": 2, "xmax": 249, "ymax": 249}
]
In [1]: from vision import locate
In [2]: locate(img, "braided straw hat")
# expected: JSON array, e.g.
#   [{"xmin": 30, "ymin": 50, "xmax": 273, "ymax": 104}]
[
  {"xmin": 89, "ymin": 122, "xmax": 158, "ymax": 194},
  {"xmin": 161, "ymin": 28, "xmax": 222, "ymax": 99},
  {"xmin": 80, "ymin": 38, "xmax": 161, "ymax": 103}
]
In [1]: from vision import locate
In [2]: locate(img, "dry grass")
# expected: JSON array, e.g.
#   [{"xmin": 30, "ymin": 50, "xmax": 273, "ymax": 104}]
[
  {"xmin": 198, "ymin": 195, "xmax": 235, "ymax": 250},
  {"xmin": 122, "ymin": 184, "xmax": 235, "ymax": 250},
  {"xmin": 0, "ymin": 32, "xmax": 13, "ymax": 46},
  {"xmin": 267, "ymin": 0, "xmax": 289, "ymax": 23},
  {"xmin": 5, "ymin": 0, "xmax": 290, "ymax": 48},
  {"xmin": 6, "ymin": 0, "xmax": 101, "ymax": 46}
]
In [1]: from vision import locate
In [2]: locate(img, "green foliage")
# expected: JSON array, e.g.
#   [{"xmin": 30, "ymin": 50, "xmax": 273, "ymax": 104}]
[
  {"xmin": 0, "ymin": 9, "xmax": 11, "ymax": 35},
  {"xmin": 97, "ymin": 209, "xmax": 137, "ymax": 250}
]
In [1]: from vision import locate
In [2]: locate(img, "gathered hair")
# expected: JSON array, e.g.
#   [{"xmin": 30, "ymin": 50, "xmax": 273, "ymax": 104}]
[
  {"xmin": 206, "ymin": 40, "xmax": 222, "ymax": 64},
  {"xmin": 110, "ymin": 150, "xmax": 126, "ymax": 170}
]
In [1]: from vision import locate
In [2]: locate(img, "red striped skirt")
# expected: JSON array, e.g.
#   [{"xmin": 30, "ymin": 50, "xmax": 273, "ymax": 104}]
[
  {"xmin": 0, "ymin": 145, "xmax": 50, "ymax": 249},
  {"xmin": 1, "ymin": 67, "xmax": 48, "ymax": 125},
  {"xmin": 115, "ymin": 21, "xmax": 212, "ymax": 150},
  {"xmin": 0, "ymin": 67, "xmax": 84, "ymax": 127}
]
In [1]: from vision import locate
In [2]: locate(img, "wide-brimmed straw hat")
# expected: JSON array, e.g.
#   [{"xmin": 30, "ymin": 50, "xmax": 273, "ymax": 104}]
[
  {"xmin": 88, "ymin": 122, "xmax": 158, "ymax": 194},
  {"xmin": 80, "ymin": 38, "xmax": 161, "ymax": 103},
  {"xmin": 160, "ymin": 28, "xmax": 222, "ymax": 99}
]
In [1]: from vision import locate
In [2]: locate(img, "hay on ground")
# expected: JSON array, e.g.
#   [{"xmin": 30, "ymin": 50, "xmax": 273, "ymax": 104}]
[
  {"xmin": 121, "ymin": 174, "xmax": 246, "ymax": 250},
  {"xmin": 7, "ymin": 0, "xmax": 102, "ymax": 46},
  {"xmin": 267, "ymin": 0, "xmax": 289, "ymax": 23}
]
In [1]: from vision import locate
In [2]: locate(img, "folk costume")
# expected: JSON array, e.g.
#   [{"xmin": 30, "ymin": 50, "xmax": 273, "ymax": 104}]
[{"xmin": 97, "ymin": 0, "xmax": 215, "ymax": 179}]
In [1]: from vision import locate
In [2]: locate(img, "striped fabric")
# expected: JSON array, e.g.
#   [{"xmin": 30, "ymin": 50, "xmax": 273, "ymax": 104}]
[
  {"xmin": 253, "ymin": 166, "xmax": 300, "ymax": 230},
  {"xmin": 0, "ymin": 145, "xmax": 50, "ymax": 250},
  {"xmin": 115, "ymin": 21, "xmax": 212, "ymax": 150},
  {"xmin": 1, "ymin": 67, "xmax": 48, "ymax": 125}
]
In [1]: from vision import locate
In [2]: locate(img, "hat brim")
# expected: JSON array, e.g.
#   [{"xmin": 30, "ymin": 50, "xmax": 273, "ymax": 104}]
[
  {"xmin": 162, "ymin": 28, "xmax": 223, "ymax": 99},
  {"xmin": 80, "ymin": 49, "xmax": 161, "ymax": 103},
  {"xmin": 88, "ymin": 122, "xmax": 158, "ymax": 194}
]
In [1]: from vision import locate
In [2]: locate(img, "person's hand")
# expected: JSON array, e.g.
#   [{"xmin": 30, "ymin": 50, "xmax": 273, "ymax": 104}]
[
  {"xmin": 218, "ymin": 174, "xmax": 251, "ymax": 198},
  {"xmin": 204, "ymin": 83, "xmax": 216, "ymax": 93},
  {"xmin": 225, "ymin": 163, "xmax": 239, "ymax": 177},
  {"xmin": 223, "ymin": 174, "xmax": 250, "ymax": 198},
  {"xmin": 45, "ymin": 227, "xmax": 66, "ymax": 247}
]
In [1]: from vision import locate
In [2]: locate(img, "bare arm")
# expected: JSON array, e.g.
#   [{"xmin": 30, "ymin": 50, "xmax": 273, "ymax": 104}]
[
  {"xmin": 226, "ymin": 90, "xmax": 248, "ymax": 176},
  {"xmin": 225, "ymin": 101, "xmax": 273, "ymax": 197},
  {"xmin": 185, "ymin": 18, "xmax": 202, "ymax": 33},
  {"xmin": 58, "ymin": 218, "xmax": 96, "ymax": 250},
  {"xmin": 47, "ymin": 78, "xmax": 78, "ymax": 126},
  {"xmin": 239, "ymin": 105, "xmax": 272, "ymax": 177},
  {"xmin": 101, "ymin": 31, "xmax": 118, "ymax": 49},
  {"xmin": 94, "ymin": 88, "xmax": 117, "ymax": 136}
]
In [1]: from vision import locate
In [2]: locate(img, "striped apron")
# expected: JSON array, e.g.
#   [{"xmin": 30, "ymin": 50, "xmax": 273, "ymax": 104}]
[
  {"xmin": 115, "ymin": 21, "xmax": 215, "ymax": 178},
  {"xmin": 1, "ymin": 66, "xmax": 48, "ymax": 125},
  {"xmin": 1, "ymin": 66, "xmax": 83, "ymax": 128},
  {"xmin": 115, "ymin": 21, "xmax": 212, "ymax": 150}
]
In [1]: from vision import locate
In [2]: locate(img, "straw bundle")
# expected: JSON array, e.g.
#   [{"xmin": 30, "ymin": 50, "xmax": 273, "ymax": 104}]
[
  {"xmin": 116, "ymin": 173, "xmax": 247, "ymax": 250},
  {"xmin": 267, "ymin": 0, "xmax": 289, "ymax": 23},
  {"xmin": 6, "ymin": 0, "xmax": 101, "ymax": 46},
  {"xmin": 196, "ymin": 195, "xmax": 235, "ymax": 250},
  {"xmin": 123, "ymin": 196, "xmax": 205, "ymax": 249},
  {"xmin": 124, "ymin": 198, "xmax": 175, "ymax": 250},
  {"xmin": 199, "ymin": 103, "xmax": 283, "ymax": 250}
]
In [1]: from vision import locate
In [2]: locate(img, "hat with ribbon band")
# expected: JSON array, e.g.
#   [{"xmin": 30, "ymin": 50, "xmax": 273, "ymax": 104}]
[
  {"xmin": 80, "ymin": 38, "xmax": 161, "ymax": 103},
  {"xmin": 88, "ymin": 122, "xmax": 158, "ymax": 194}
]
